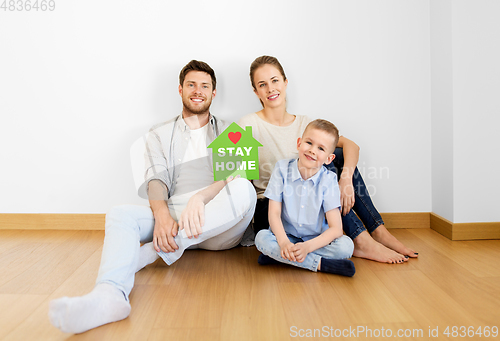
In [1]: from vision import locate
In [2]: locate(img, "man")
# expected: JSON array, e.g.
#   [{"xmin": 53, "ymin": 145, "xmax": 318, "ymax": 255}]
[{"xmin": 48, "ymin": 60, "xmax": 257, "ymax": 334}]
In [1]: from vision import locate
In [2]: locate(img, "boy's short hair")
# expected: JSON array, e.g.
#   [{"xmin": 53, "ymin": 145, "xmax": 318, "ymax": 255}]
[
  {"xmin": 179, "ymin": 60, "xmax": 217, "ymax": 90},
  {"xmin": 304, "ymin": 119, "xmax": 340, "ymax": 151}
]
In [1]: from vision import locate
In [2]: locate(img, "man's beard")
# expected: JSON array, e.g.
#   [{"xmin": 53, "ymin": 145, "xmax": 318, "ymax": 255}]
[{"xmin": 182, "ymin": 96, "xmax": 212, "ymax": 115}]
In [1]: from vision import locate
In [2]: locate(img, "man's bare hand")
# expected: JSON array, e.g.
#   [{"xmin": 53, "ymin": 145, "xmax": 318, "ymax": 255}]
[
  {"xmin": 179, "ymin": 193, "xmax": 205, "ymax": 239},
  {"xmin": 177, "ymin": 175, "xmax": 239, "ymax": 239},
  {"xmin": 153, "ymin": 207, "xmax": 179, "ymax": 253}
]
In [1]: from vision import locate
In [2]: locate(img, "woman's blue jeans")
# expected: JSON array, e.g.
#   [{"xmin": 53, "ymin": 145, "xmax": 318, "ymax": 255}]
[{"xmin": 324, "ymin": 147, "xmax": 385, "ymax": 240}]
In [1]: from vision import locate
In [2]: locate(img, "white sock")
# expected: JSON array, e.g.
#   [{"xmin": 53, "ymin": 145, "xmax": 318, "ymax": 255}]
[
  {"xmin": 136, "ymin": 242, "xmax": 160, "ymax": 272},
  {"xmin": 49, "ymin": 283, "xmax": 131, "ymax": 334}
]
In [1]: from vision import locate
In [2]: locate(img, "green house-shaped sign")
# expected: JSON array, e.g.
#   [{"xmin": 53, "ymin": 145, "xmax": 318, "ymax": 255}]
[{"xmin": 208, "ymin": 122, "xmax": 263, "ymax": 181}]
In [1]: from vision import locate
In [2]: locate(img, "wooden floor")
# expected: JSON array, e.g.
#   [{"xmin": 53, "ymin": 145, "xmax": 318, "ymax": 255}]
[{"xmin": 1, "ymin": 229, "xmax": 499, "ymax": 341}]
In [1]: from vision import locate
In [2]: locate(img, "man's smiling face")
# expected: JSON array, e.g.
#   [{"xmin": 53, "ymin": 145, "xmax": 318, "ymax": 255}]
[{"xmin": 179, "ymin": 71, "xmax": 216, "ymax": 116}]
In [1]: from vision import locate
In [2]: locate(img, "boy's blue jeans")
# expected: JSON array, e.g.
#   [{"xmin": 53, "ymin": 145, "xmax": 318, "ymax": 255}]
[
  {"xmin": 324, "ymin": 147, "xmax": 385, "ymax": 239},
  {"xmin": 255, "ymin": 229, "xmax": 354, "ymax": 272}
]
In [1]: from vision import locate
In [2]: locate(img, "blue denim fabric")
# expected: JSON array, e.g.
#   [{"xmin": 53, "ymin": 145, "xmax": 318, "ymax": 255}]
[
  {"xmin": 255, "ymin": 229, "xmax": 354, "ymax": 272},
  {"xmin": 324, "ymin": 148, "xmax": 385, "ymax": 239}
]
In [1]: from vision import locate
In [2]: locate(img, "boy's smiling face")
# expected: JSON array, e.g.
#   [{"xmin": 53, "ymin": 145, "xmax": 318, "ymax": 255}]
[{"xmin": 297, "ymin": 127, "xmax": 336, "ymax": 171}]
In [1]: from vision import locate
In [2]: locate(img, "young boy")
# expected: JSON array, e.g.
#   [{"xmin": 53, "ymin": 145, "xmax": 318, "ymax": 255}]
[{"xmin": 255, "ymin": 119, "xmax": 355, "ymax": 277}]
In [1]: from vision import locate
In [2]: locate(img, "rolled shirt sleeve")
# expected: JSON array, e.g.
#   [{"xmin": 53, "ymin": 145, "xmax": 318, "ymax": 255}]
[
  {"xmin": 144, "ymin": 129, "xmax": 171, "ymax": 190},
  {"xmin": 321, "ymin": 171, "xmax": 341, "ymax": 213}
]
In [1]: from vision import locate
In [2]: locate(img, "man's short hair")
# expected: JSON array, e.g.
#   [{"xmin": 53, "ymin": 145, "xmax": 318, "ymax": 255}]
[
  {"xmin": 179, "ymin": 60, "xmax": 217, "ymax": 90},
  {"xmin": 304, "ymin": 119, "xmax": 340, "ymax": 151}
]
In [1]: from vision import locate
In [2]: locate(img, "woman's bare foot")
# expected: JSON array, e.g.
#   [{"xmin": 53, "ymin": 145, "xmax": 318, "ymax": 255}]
[
  {"xmin": 352, "ymin": 231, "xmax": 408, "ymax": 264},
  {"xmin": 370, "ymin": 225, "xmax": 418, "ymax": 258}
]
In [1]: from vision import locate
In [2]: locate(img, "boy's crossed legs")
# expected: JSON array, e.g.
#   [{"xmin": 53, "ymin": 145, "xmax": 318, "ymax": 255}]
[{"xmin": 255, "ymin": 229, "xmax": 355, "ymax": 277}]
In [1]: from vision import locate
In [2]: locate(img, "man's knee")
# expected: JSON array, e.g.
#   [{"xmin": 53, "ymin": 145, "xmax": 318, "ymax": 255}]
[
  {"xmin": 106, "ymin": 205, "xmax": 131, "ymax": 220},
  {"xmin": 227, "ymin": 178, "xmax": 257, "ymax": 212},
  {"xmin": 105, "ymin": 205, "xmax": 141, "ymax": 232}
]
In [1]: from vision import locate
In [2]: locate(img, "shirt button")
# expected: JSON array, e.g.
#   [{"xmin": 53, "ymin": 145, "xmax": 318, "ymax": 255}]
[
  {"xmin": 299, "ymin": 224, "xmax": 302, "ymax": 227},
  {"xmin": 178, "ymin": 159, "xmax": 181, "ymax": 162},
  {"xmin": 301, "ymin": 205, "xmax": 304, "ymax": 208}
]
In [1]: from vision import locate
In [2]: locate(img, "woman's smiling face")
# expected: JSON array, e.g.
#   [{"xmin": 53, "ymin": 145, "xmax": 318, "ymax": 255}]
[{"xmin": 252, "ymin": 64, "xmax": 288, "ymax": 109}]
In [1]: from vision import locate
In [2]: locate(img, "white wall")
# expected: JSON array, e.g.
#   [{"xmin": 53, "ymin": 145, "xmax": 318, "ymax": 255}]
[
  {"xmin": 452, "ymin": 0, "xmax": 500, "ymax": 223},
  {"xmin": 430, "ymin": 0, "xmax": 454, "ymax": 221},
  {"xmin": 430, "ymin": 0, "xmax": 500, "ymax": 223},
  {"xmin": 1, "ymin": 0, "xmax": 432, "ymax": 214}
]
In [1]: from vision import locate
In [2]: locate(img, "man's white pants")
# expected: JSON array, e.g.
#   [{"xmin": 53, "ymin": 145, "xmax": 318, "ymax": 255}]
[{"xmin": 96, "ymin": 178, "xmax": 256, "ymax": 298}]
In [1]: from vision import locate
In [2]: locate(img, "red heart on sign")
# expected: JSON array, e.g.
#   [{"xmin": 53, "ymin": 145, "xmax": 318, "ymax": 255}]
[{"xmin": 228, "ymin": 132, "xmax": 241, "ymax": 144}]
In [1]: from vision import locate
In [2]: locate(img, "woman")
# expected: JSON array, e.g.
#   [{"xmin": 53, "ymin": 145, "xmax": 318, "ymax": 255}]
[{"xmin": 238, "ymin": 56, "xmax": 417, "ymax": 264}]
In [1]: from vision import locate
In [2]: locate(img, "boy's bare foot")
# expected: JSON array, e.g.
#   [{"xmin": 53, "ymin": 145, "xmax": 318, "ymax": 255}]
[
  {"xmin": 352, "ymin": 231, "xmax": 408, "ymax": 264},
  {"xmin": 370, "ymin": 225, "xmax": 418, "ymax": 258}
]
